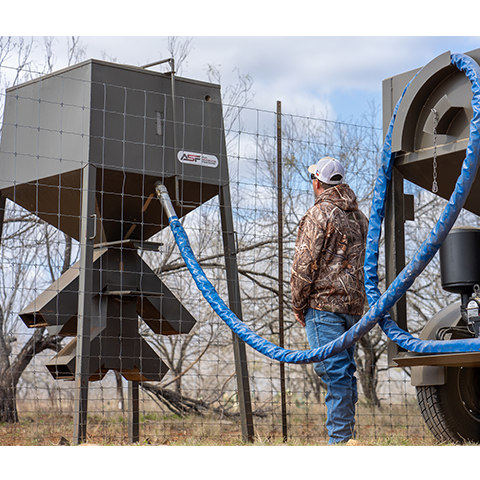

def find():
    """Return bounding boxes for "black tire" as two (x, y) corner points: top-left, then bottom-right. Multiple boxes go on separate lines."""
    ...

(417, 367), (480, 444)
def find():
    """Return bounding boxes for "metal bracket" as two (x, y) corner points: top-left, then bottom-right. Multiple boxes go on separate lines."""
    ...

(89, 213), (97, 240)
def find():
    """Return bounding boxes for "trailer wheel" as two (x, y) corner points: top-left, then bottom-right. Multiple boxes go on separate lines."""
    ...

(417, 366), (480, 443)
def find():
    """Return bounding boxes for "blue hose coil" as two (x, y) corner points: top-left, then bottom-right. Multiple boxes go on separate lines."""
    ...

(166, 52), (480, 363)
(365, 53), (480, 353)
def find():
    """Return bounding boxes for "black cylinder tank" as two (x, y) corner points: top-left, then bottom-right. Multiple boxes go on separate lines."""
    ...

(440, 226), (480, 294)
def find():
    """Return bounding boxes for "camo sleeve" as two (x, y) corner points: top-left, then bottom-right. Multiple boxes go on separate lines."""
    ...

(290, 208), (326, 314)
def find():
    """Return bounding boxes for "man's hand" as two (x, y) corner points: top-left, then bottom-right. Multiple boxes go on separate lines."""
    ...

(295, 311), (305, 327)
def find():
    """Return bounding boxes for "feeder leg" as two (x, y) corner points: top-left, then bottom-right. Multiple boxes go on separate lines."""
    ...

(219, 184), (255, 443)
(73, 164), (97, 445)
(128, 381), (140, 443)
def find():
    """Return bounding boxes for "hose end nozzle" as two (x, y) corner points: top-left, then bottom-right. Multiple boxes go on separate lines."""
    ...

(154, 182), (177, 220)
(154, 181), (167, 198)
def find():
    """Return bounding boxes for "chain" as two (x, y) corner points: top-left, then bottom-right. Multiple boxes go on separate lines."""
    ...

(432, 108), (439, 193)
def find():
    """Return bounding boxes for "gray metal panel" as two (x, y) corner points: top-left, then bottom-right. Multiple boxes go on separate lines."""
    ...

(411, 365), (445, 387)
(391, 51), (454, 153)
(88, 61), (229, 184)
(382, 67), (420, 137)
(19, 247), (107, 335)
(0, 62), (92, 190)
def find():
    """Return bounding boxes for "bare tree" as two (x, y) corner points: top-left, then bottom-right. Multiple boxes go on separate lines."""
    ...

(0, 204), (67, 422)
(166, 36), (193, 75)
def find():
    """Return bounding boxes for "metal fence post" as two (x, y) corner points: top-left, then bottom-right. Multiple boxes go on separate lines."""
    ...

(277, 100), (288, 442)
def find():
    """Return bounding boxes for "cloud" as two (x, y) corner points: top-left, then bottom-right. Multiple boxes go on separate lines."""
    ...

(8, 36), (480, 124)
(172, 36), (480, 119)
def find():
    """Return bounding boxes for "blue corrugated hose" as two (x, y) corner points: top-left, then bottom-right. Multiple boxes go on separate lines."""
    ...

(163, 52), (480, 363)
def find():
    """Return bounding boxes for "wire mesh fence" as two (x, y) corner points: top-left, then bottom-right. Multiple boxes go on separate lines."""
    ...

(0, 59), (435, 446)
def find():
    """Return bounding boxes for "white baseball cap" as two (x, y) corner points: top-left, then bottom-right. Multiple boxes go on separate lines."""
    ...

(308, 157), (345, 185)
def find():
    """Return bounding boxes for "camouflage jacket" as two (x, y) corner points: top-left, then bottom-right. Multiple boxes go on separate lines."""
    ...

(290, 184), (369, 316)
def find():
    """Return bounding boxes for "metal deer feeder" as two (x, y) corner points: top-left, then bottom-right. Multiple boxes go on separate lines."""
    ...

(382, 48), (480, 443)
(0, 59), (253, 442)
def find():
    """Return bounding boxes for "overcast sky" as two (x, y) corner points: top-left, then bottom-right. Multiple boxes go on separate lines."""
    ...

(12, 35), (478, 129)
(5, 0), (480, 127)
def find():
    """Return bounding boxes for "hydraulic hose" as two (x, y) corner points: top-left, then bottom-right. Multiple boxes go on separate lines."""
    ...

(157, 52), (480, 364)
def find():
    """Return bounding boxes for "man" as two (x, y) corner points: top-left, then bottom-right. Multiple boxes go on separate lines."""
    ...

(290, 156), (369, 445)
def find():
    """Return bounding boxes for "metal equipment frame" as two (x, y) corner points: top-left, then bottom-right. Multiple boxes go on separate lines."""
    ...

(382, 48), (480, 374)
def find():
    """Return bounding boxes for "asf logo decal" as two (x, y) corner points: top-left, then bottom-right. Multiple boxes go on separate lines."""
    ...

(177, 150), (219, 168)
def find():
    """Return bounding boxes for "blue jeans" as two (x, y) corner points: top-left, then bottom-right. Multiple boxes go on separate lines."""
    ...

(305, 308), (360, 445)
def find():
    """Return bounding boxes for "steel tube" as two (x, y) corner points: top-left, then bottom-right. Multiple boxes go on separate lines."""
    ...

(155, 182), (177, 219)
